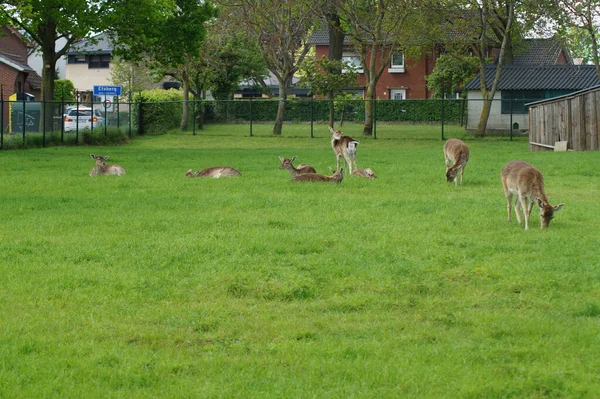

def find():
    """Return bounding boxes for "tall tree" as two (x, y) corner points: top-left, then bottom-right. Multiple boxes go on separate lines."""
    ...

(110, 57), (158, 99)
(0, 0), (107, 130)
(552, 0), (600, 77)
(234, 0), (314, 135)
(109, 0), (217, 130)
(338, 0), (425, 136)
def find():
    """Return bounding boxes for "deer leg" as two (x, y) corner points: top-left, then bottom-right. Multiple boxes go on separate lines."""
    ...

(343, 153), (353, 174)
(445, 156), (451, 173)
(519, 195), (530, 230)
(514, 196), (522, 224)
(336, 154), (341, 171)
(460, 166), (465, 185)
(506, 193), (513, 222)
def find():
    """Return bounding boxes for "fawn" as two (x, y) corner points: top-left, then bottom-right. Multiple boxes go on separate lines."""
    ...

(329, 126), (359, 175)
(278, 156), (316, 176)
(185, 167), (241, 178)
(292, 168), (344, 184)
(89, 154), (126, 176)
(351, 168), (377, 179)
(443, 139), (470, 185)
(501, 160), (564, 230)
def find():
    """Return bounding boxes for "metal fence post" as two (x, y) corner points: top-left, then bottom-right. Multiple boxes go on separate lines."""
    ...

(192, 99), (196, 136)
(249, 98), (253, 137)
(373, 98), (377, 139)
(310, 96), (314, 138)
(0, 90), (3, 150)
(128, 92), (132, 138)
(441, 97), (445, 140)
(510, 98), (513, 141)
(22, 95), (26, 147)
(42, 98), (46, 148)
(75, 93), (80, 144)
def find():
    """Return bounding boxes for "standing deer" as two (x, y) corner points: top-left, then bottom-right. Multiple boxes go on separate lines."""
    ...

(278, 156), (316, 176)
(329, 126), (359, 175)
(501, 160), (564, 230)
(292, 168), (344, 184)
(185, 166), (241, 178)
(351, 168), (377, 179)
(89, 154), (126, 176)
(443, 139), (469, 186)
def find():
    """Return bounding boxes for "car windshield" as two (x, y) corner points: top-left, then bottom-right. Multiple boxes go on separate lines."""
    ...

(68, 110), (92, 117)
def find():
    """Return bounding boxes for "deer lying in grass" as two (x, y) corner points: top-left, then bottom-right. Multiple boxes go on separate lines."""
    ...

(443, 139), (469, 185)
(501, 160), (564, 230)
(278, 156), (316, 176)
(185, 167), (241, 178)
(329, 126), (359, 175)
(89, 154), (126, 176)
(292, 168), (343, 184)
(351, 168), (377, 179)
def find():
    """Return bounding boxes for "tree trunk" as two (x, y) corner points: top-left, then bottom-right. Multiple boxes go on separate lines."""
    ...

(273, 77), (288, 135)
(477, 97), (492, 135)
(327, 14), (344, 61)
(40, 29), (57, 132)
(180, 69), (189, 130)
(363, 81), (375, 136)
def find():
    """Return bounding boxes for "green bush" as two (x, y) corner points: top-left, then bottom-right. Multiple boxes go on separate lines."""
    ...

(133, 89), (190, 134)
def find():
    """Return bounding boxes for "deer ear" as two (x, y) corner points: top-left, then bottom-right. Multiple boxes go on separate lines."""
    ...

(554, 203), (565, 212)
(291, 156), (296, 162)
(536, 198), (544, 208)
(90, 154), (95, 158)
(278, 156), (284, 162)
(104, 155), (109, 159)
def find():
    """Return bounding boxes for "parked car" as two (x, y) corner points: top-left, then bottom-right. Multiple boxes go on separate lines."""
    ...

(64, 107), (107, 132)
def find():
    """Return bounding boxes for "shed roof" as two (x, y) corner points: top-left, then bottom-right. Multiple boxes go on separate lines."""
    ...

(464, 65), (600, 91)
(67, 32), (113, 55)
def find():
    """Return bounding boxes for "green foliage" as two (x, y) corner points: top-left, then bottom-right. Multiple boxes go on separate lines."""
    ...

(133, 89), (189, 134)
(426, 55), (479, 98)
(53, 79), (76, 102)
(109, 57), (158, 98)
(298, 56), (359, 97)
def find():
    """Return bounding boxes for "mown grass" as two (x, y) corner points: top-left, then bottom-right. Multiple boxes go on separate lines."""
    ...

(1, 126), (599, 398)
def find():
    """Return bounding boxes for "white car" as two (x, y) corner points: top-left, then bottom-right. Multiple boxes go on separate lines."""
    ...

(64, 107), (107, 132)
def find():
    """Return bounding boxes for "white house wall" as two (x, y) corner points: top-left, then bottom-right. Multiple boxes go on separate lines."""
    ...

(66, 63), (112, 92)
(467, 91), (529, 132)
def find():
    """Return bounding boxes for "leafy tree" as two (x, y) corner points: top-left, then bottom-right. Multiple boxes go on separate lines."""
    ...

(110, 57), (158, 100)
(338, 0), (428, 136)
(234, 0), (314, 135)
(426, 55), (479, 98)
(109, 0), (217, 130)
(53, 79), (75, 103)
(552, 0), (600, 77)
(0, 0), (107, 129)
(298, 56), (358, 127)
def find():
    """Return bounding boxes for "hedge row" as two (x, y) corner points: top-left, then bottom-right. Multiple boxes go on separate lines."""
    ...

(133, 90), (467, 133)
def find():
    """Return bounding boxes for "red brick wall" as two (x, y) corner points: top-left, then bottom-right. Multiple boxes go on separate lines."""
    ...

(314, 45), (435, 99)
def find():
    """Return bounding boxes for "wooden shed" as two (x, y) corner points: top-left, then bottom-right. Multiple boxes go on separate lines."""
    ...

(528, 85), (600, 151)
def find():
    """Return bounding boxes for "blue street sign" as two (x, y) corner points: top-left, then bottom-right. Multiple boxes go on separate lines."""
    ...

(93, 85), (122, 96)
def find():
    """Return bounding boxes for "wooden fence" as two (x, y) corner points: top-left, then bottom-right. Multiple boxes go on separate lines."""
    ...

(528, 86), (600, 152)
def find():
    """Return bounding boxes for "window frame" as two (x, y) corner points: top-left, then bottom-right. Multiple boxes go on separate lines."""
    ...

(389, 51), (405, 73)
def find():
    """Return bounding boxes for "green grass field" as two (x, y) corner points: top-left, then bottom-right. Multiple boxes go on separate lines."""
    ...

(1, 125), (599, 398)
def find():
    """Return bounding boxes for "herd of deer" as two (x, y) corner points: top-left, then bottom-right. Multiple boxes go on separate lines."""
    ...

(89, 127), (564, 230)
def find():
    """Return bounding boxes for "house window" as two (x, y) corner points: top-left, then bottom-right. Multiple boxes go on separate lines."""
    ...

(88, 54), (111, 69)
(342, 53), (363, 73)
(68, 54), (87, 64)
(389, 51), (405, 73)
(390, 89), (406, 100)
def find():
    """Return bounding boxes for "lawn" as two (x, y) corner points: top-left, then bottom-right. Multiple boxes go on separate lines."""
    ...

(1, 127), (599, 398)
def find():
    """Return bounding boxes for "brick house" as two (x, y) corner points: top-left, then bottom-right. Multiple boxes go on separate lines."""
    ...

(0, 26), (42, 131)
(309, 28), (437, 100)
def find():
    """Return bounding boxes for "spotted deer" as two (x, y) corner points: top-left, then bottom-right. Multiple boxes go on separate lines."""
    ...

(185, 166), (241, 178)
(278, 156), (316, 176)
(501, 160), (564, 230)
(329, 126), (359, 175)
(443, 139), (470, 185)
(292, 168), (344, 184)
(351, 168), (377, 179)
(89, 154), (126, 176)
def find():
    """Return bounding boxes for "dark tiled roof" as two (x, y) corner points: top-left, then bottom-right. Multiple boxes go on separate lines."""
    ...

(0, 50), (33, 72)
(512, 38), (572, 65)
(68, 32), (113, 55)
(309, 26), (354, 46)
(464, 65), (600, 91)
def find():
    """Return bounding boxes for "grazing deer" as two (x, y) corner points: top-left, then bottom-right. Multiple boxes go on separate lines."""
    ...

(443, 139), (469, 186)
(278, 156), (316, 176)
(292, 168), (344, 184)
(329, 126), (359, 175)
(185, 166), (241, 178)
(351, 168), (377, 179)
(501, 160), (564, 230)
(89, 154), (126, 176)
